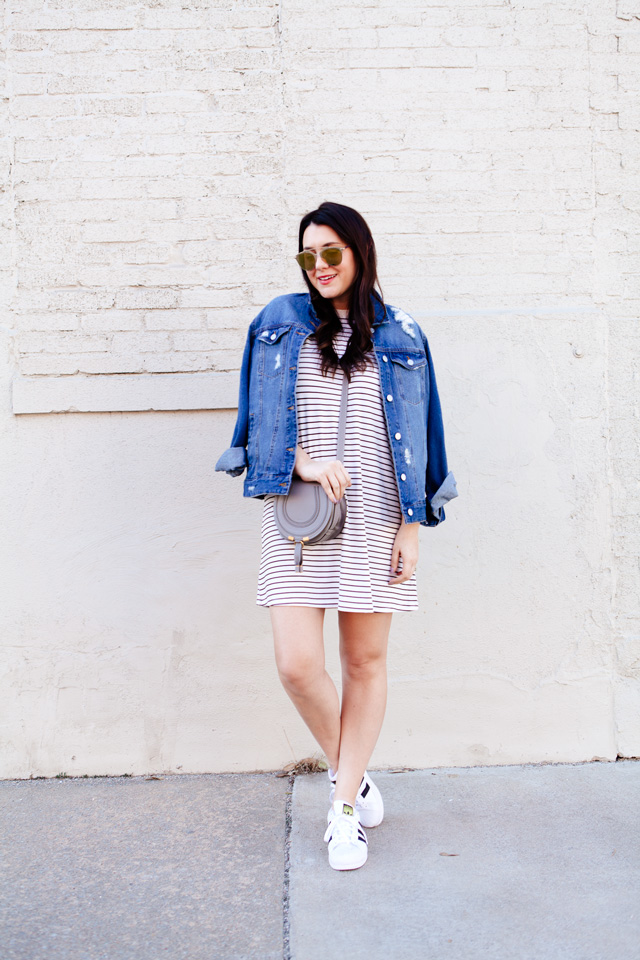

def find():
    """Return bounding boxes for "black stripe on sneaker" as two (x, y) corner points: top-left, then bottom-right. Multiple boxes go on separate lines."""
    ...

(360, 781), (370, 799)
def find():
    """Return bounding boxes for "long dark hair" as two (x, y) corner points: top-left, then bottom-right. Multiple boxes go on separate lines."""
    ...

(297, 201), (384, 379)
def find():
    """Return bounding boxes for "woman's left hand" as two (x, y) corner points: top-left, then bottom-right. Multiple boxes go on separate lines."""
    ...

(389, 519), (419, 585)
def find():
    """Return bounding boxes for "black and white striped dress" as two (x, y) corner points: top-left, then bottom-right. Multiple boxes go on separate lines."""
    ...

(256, 311), (418, 612)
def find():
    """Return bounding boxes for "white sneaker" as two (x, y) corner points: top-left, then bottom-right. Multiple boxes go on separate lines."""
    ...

(328, 770), (384, 828)
(323, 802), (368, 871)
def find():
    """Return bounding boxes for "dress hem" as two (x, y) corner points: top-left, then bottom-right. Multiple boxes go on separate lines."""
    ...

(256, 599), (419, 613)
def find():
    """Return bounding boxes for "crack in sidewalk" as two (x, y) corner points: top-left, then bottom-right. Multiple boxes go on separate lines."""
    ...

(282, 772), (295, 960)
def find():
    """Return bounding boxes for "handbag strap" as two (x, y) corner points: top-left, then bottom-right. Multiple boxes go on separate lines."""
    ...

(335, 371), (349, 462)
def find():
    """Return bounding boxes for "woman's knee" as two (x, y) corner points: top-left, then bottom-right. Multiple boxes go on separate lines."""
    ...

(342, 647), (387, 682)
(338, 612), (391, 682)
(271, 606), (325, 693)
(275, 647), (323, 693)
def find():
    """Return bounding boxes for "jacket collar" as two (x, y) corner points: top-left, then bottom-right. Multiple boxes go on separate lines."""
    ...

(304, 292), (389, 328)
(371, 293), (389, 326)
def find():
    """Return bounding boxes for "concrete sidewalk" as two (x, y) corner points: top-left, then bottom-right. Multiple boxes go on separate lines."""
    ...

(1, 773), (287, 960)
(290, 762), (640, 959)
(1, 761), (639, 960)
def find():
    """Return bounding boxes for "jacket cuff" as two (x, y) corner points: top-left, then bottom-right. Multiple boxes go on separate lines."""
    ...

(426, 470), (458, 524)
(215, 446), (248, 477)
(431, 470), (458, 512)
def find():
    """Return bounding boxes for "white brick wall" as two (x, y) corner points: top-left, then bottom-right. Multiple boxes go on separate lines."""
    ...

(7, 0), (636, 381)
(2, 1), (639, 774)
(586, 4), (640, 755)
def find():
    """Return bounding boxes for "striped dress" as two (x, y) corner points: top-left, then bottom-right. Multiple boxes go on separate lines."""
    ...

(256, 311), (419, 612)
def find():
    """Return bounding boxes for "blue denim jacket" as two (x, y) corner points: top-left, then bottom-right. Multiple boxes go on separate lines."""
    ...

(215, 292), (458, 526)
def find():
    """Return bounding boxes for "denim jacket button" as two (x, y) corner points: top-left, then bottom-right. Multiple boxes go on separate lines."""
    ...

(386, 394), (393, 402)
(270, 332), (277, 340)
(382, 355), (388, 362)
(395, 432), (401, 440)
(407, 508), (413, 516)
(401, 473), (407, 481)
(407, 358), (414, 366)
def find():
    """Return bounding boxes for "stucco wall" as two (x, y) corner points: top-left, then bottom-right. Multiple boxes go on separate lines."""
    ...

(1, 1), (638, 777)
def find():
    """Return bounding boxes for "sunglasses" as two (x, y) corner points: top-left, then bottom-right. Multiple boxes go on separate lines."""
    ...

(295, 245), (349, 271)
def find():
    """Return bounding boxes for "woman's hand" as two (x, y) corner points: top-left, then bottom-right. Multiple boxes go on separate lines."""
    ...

(294, 445), (351, 503)
(389, 518), (419, 585)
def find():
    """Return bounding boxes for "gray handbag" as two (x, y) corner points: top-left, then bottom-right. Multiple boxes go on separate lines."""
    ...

(273, 374), (348, 572)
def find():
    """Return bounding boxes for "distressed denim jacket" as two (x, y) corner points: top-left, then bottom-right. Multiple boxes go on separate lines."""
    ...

(215, 292), (458, 527)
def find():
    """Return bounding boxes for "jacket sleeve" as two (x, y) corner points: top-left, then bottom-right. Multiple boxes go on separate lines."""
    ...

(214, 322), (254, 477)
(423, 332), (458, 526)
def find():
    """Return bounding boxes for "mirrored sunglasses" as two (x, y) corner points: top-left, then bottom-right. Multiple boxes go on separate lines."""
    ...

(295, 245), (348, 271)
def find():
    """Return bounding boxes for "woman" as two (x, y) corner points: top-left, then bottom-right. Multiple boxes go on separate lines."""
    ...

(216, 202), (457, 871)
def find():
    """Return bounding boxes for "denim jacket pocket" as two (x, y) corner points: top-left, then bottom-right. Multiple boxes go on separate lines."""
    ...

(389, 352), (427, 406)
(256, 324), (292, 379)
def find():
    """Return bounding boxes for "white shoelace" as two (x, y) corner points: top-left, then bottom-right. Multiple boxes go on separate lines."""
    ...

(324, 813), (362, 845)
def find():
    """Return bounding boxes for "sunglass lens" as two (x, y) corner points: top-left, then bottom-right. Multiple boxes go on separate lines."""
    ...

(322, 247), (343, 266)
(296, 251), (316, 270)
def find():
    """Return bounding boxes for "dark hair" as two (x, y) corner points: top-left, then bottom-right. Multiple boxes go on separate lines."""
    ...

(297, 201), (384, 379)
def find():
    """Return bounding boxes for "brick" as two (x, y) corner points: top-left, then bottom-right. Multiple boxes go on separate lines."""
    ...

(82, 311), (145, 333)
(171, 332), (215, 352)
(111, 332), (172, 354)
(141, 10), (215, 30)
(16, 332), (111, 354)
(80, 97), (142, 116)
(63, 199), (179, 221)
(9, 11), (77, 30)
(12, 74), (46, 94)
(46, 34), (107, 55)
(9, 32), (46, 53)
(142, 353), (215, 373)
(74, 11), (138, 30)
(206, 49), (277, 70)
(182, 155), (243, 176)
(11, 95), (76, 118)
(153, 223), (211, 244)
(179, 288), (245, 309)
(145, 310), (205, 331)
(204, 309), (247, 330)
(77, 354), (145, 375)
(13, 289), (115, 312)
(115, 289), (180, 310)
(16, 266), (89, 288)
(82, 223), (146, 243)
(16, 354), (71, 376)
(207, 329), (247, 351)
(12, 312), (81, 332)
(77, 266), (203, 287)
(145, 93), (209, 114)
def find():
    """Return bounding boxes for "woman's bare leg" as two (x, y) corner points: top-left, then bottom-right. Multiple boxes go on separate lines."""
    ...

(270, 605), (341, 770)
(333, 611), (392, 807)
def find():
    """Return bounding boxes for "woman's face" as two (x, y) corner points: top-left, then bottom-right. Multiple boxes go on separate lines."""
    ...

(300, 223), (358, 310)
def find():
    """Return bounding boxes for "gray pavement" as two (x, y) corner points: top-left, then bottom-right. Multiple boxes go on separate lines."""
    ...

(1, 761), (639, 960)
(1, 774), (288, 960)
(290, 762), (640, 960)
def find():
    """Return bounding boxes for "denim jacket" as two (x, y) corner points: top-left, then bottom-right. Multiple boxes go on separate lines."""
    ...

(215, 292), (458, 527)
